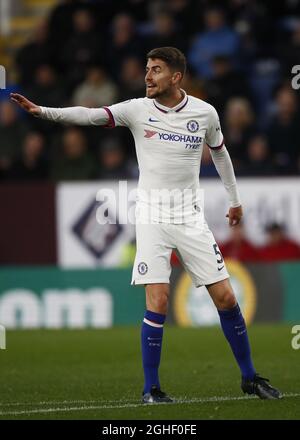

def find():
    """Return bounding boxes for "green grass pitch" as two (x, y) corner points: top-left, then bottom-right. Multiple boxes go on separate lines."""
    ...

(0, 324), (299, 420)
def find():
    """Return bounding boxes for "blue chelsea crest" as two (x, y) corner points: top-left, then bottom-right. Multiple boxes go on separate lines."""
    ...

(138, 262), (148, 275)
(187, 120), (199, 133)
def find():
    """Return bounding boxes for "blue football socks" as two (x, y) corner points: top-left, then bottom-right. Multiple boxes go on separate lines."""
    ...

(141, 310), (166, 394)
(218, 304), (256, 380)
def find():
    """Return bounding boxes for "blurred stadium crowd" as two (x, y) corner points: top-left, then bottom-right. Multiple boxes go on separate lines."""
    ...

(1, 0), (300, 182)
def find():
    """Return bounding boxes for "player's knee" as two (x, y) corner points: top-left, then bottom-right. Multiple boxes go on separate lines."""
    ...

(146, 285), (169, 314)
(217, 289), (237, 310)
(151, 291), (169, 313)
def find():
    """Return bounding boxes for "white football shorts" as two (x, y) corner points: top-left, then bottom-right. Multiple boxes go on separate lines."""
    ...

(131, 221), (229, 287)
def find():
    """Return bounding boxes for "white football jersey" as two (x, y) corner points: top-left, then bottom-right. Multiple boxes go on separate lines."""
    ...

(105, 90), (223, 224)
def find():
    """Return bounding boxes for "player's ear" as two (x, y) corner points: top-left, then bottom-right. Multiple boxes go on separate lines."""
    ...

(172, 71), (182, 84)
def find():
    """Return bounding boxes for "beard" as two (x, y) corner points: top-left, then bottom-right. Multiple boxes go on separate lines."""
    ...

(146, 82), (172, 99)
(146, 86), (159, 98)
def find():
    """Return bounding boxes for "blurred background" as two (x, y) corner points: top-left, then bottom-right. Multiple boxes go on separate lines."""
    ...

(0, 0), (300, 329)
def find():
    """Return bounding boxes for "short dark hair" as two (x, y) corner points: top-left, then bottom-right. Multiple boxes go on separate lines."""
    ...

(146, 47), (186, 77)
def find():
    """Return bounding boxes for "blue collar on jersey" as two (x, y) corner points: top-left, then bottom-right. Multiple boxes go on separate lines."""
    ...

(153, 89), (188, 113)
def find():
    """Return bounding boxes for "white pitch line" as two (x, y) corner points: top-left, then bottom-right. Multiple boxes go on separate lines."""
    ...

(0, 398), (135, 407)
(0, 393), (299, 417)
(0, 395), (254, 409)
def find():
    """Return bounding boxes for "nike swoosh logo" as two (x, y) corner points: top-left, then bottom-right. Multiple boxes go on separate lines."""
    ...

(149, 117), (160, 122)
(218, 265), (224, 271)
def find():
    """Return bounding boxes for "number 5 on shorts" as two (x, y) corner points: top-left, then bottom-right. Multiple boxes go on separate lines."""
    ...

(213, 243), (224, 264)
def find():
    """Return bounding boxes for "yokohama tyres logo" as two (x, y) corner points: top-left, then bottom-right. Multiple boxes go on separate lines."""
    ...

(144, 130), (157, 138)
(144, 129), (201, 144)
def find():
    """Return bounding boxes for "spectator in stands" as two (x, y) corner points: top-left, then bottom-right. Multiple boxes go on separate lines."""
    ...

(106, 13), (143, 79)
(0, 101), (27, 178)
(259, 222), (300, 262)
(118, 57), (145, 101)
(277, 23), (300, 75)
(15, 18), (56, 86)
(144, 11), (186, 54)
(23, 64), (66, 136)
(3, 0), (300, 185)
(51, 127), (97, 181)
(72, 66), (118, 107)
(181, 70), (206, 100)
(6, 132), (48, 181)
(267, 87), (300, 174)
(223, 97), (256, 172)
(240, 134), (275, 176)
(220, 222), (260, 262)
(115, 0), (149, 23)
(48, 0), (94, 46)
(188, 7), (240, 78)
(166, 0), (199, 39)
(205, 55), (251, 118)
(25, 65), (66, 108)
(60, 8), (102, 91)
(97, 137), (132, 180)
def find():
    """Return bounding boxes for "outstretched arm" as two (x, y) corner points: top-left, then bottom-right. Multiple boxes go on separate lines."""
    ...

(10, 93), (41, 116)
(209, 145), (243, 226)
(10, 93), (109, 126)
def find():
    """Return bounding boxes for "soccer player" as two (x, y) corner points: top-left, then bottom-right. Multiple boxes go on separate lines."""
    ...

(11, 47), (282, 402)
